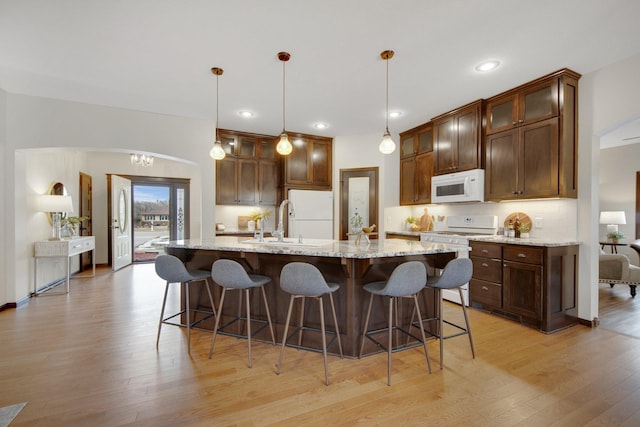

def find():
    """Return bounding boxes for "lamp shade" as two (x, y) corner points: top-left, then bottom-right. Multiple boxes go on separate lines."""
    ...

(39, 195), (73, 213)
(599, 211), (626, 225)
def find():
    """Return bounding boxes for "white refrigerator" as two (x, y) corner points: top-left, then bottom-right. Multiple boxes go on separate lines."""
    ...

(287, 189), (334, 239)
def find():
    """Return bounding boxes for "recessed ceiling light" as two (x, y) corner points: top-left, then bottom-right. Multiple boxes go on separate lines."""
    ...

(313, 122), (328, 129)
(239, 111), (254, 118)
(388, 111), (402, 118)
(475, 60), (500, 72)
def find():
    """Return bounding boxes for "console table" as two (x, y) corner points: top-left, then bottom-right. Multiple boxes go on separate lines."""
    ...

(600, 241), (628, 254)
(34, 236), (96, 295)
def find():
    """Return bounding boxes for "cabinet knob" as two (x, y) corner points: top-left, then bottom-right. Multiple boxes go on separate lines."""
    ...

(481, 249), (488, 254)
(482, 263), (489, 267)
(517, 253), (527, 258)
(482, 286), (489, 291)
(518, 119), (523, 123)
(512, 121), (517, 125)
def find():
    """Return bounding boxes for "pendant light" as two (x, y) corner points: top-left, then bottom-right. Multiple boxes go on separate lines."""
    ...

(276, 51), (293, 156)
(209, 67), (226, 160)
(379, 50), (396, 155)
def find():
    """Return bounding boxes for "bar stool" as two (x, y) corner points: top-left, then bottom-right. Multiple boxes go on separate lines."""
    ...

(209, 259), (275, 367)
(359, 261), (431, 386)
(276, 262), (343, 386)
(154, 254), (216, 354)
(422, 257), (475, 369)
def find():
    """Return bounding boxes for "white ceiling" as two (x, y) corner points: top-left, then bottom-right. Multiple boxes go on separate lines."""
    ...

(2, 0), (640, 146)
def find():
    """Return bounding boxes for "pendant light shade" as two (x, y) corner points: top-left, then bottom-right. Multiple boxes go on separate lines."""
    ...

(276, 51), (293, 156)
(210, 67), (226, 160)
(379, 50), (396, 155)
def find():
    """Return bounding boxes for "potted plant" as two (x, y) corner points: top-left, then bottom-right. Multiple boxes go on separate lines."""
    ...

(518, 223), (531, 238)
(607, 230), (624, 244)
(249, 208), (272, 230)
(61, 215), (89, 237)
(406, 216), (417, 231)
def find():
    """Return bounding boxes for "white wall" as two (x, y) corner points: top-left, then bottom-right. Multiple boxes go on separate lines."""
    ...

(4, 93), (216, 302)
(0, 88), (6, 306)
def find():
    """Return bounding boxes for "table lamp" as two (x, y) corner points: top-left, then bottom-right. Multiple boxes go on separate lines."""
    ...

(39, 195), (73, 240)
(599, 211), (626, 234)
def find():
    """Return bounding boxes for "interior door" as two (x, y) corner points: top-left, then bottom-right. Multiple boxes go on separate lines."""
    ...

(111, 175), (132, 271)
(79, 172), (93, 271)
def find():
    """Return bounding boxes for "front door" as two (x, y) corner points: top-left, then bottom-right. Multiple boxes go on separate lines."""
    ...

(110, 175), (132, 271)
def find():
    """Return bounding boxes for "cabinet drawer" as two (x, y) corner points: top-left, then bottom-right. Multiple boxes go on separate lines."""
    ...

(470, 241), (502, 258)
(503, 246), (543, 265)
(470, 256), (502, 283)
(470, 279), (502, 307)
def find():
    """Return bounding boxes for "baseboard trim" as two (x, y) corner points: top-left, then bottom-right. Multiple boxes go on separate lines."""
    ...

(578, 317), (599, 328)
(0, 302), (17, 312)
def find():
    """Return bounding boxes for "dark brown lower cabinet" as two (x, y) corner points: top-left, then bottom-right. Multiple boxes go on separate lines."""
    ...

(470, 240), (578, 333)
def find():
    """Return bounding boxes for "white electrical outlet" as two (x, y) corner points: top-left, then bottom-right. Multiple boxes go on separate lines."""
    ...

(534, 217), (544, 228)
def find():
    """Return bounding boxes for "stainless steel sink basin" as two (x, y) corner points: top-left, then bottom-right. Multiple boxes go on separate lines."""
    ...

(240, 237), (335, 247)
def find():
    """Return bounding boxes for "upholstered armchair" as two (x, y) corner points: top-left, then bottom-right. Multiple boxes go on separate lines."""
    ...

(599, 252), (640, 298)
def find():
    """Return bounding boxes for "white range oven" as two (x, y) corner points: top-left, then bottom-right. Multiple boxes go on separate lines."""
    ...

(420, 215), (498, 305)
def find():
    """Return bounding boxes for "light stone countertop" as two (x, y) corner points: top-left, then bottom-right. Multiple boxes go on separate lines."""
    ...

(470, 235), (582, 247)
(166, 236), (466, 259)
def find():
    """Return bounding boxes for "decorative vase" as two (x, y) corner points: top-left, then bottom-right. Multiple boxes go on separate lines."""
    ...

(612, 237), (619, 244)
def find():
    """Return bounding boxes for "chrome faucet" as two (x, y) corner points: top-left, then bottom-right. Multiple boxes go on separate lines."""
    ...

(273, 199), (293, 242)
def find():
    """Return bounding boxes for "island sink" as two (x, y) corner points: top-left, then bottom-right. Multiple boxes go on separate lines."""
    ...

(240, 237), (335, 247)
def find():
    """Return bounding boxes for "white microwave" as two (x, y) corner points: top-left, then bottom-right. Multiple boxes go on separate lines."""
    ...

(431, 169), (485, 203)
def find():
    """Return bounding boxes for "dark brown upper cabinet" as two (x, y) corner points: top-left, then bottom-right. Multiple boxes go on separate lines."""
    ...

(215, 129), (281, 206)
(432, 100), (484, 175)
(399, 122), (434, 205)
(484, 69), (580, 201)
(283, 133), (333, 190)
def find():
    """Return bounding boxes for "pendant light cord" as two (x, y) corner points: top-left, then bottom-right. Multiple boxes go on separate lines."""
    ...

(282, 59), (286, 132)
(385, 55), (389, 132)
(215, 73), (219, 141)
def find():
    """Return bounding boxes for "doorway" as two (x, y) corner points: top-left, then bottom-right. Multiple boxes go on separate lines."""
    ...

(130, 177), (190, 263)
(339, 167), (379, 240)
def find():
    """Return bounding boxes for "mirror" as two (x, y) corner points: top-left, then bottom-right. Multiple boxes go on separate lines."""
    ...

(46, 181), (68, 224)
(340, 167), (378, 240)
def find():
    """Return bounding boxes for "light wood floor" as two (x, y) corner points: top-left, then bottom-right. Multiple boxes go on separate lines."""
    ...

(2, 264), (640, 426)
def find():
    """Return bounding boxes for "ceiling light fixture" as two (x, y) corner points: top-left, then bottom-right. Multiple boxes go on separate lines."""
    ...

(239, 111), (254, 118)
(130, 153), (154, 167)
(314, 122), (328, 129)
(475, 60), (500, 72)
(379, 50), (396, 155)
(389, 111), (402, 118)
(209, 67), (226, 160)
(276, 51), (293, 156)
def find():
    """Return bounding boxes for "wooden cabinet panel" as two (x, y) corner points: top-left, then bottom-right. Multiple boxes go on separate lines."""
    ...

(283, 134), (332, 189)
(399, 122), (433, 205)
(503, 261), (542, 320)
(484, 69), (579, 201)
(433, 100), (482, 175)
(216, 158), (238, 205)
(258, 161), (278, 206)
(470, 279), (502, 307)
(471, 256), (502, 283)
(503, 245), (543, 265)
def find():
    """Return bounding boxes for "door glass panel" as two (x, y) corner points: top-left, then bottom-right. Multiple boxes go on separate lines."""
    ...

(524, 86), (554, 121)
(238, 137), (256, 157)
(417, 129), (433, 152)
(490, 100), (514, 129)
(400, 136), (414, 157)
(348, 177), (369, 235)
(176, 188), (185, 240)
(260, 140), (275, 159)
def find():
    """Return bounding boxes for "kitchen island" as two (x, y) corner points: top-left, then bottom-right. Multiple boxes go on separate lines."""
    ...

(166, 236), (464, 357)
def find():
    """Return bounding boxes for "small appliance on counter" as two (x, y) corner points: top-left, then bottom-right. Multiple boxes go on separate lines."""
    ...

(420, 215), (498, 305)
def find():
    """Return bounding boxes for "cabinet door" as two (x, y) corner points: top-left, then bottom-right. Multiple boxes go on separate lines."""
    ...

(503, 261), (542, 320)
(485, 129), (519, 201)
(486, 94), (518, 135)
(417, 126), (433, 153)
(519, 79), (558, 125)
(216, 158), (238, 204)
(434, 116), (455, 174)
(285, 139), (310, 185)
(259, 139), (276, 160)
(258, 161), (278, 206)
(310, 140), (331, 187)
(400, 156), (416, 205)
(415, 152), (434, 204)
(237, 159), (258, 205)
(455, 106), (480, 171)
(400, 133), (416, 158)
(520, 118), (559, 198)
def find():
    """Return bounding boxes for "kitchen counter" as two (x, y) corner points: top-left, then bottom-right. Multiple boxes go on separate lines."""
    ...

(470, 236), (582, 247)
(166, 236), (462, 357)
